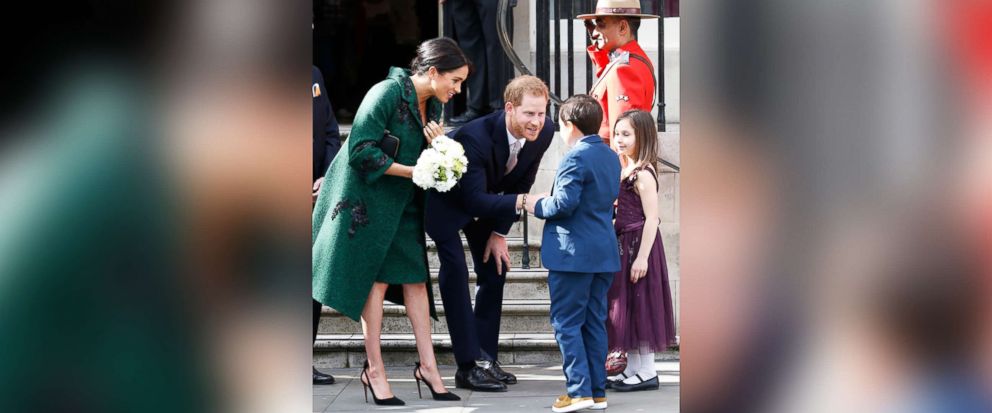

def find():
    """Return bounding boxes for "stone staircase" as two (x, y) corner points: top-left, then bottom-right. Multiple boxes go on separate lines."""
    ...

(314, 232), (562, 368)
(314, 127), (680, 368)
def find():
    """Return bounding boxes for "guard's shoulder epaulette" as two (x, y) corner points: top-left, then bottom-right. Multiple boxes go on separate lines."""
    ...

(614, 50), (631, 65)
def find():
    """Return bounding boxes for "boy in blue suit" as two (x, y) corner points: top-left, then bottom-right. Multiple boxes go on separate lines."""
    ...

(524, 95), (622, 412)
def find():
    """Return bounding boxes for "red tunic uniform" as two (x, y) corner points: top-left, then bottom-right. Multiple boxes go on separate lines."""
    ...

(587, 40), (656, 148)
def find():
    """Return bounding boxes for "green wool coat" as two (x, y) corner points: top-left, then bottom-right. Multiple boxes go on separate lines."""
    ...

(313, 67), (441, 322)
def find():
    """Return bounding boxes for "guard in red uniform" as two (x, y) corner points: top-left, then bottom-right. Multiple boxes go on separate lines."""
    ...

(578, 0), (659, 150)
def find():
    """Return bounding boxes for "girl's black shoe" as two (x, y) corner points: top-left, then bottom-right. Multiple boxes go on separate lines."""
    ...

(611, 374), (660, 392)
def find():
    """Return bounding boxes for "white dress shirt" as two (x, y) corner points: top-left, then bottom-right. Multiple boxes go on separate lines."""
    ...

(495, 128), (527, 237)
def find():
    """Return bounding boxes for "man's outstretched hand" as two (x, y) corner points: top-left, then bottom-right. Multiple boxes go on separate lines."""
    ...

(483, 232), (511, 275)
(525, 193), (548, 214)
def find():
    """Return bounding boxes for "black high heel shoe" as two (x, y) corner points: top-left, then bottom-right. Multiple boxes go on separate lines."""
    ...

(360, 360), (405, 406)
(414, 362), (461, 401)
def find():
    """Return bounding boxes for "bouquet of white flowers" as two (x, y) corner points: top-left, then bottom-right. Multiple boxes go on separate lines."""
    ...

(412, 135), (469, 192)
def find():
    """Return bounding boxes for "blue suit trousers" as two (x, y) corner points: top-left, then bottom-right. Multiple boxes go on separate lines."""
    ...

(547, 270), (613, 398)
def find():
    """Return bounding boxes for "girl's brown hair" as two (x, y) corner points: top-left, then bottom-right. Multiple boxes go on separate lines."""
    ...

(614, 110), (658, 173)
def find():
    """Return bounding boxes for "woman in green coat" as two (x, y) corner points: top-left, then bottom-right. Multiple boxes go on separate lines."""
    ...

(312, 38), (470, 405)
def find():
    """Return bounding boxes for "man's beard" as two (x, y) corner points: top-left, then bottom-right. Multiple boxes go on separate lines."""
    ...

(509, 117), (528, 139)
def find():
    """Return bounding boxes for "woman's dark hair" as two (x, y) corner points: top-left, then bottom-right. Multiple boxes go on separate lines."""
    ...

(410, 37), (473, 76)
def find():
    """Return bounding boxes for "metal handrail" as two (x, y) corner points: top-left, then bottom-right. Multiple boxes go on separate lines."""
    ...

(521, 210), (530, 269)
(658, 158), (680, 172)
(496, 0), (564, 105)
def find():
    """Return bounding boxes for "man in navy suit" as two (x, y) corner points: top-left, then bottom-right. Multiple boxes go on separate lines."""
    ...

(312, 66), (341, 385)
(524, 95), (621, 412)
(425, 75), (554, 392)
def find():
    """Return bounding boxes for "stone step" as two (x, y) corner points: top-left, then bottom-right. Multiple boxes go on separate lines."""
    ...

(320, 298), (553, 335)
(426, 236), (542, 269)
(426, 268), (550, 301)
(313, 333), (680, 368)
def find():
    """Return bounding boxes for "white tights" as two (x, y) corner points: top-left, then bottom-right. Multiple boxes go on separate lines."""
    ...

(621, 346), (657, 384)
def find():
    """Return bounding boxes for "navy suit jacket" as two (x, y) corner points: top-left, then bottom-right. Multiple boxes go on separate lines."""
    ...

(425, 110), (554, 241)
(313, 66), (341, 181)
(535, 135), (622, 273)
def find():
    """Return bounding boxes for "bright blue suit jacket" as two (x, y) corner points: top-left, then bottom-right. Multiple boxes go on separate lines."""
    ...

(535, 135), (622, 274)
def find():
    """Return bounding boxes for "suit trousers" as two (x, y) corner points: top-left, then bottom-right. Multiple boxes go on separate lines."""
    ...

(313, 299), (322, 344)
(436, 220), (508, 368)
(447, 0), (510, 112)
(548, 270), (613, 398)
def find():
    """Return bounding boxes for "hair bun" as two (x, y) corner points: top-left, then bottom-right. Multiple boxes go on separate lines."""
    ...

(409, 37), (473, 76)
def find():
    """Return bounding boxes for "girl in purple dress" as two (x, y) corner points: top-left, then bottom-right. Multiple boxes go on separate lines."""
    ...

(606, 110), (677, 392)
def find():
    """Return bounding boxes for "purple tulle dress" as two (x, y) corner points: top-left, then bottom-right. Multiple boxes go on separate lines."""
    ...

(607, 164), (677, 353)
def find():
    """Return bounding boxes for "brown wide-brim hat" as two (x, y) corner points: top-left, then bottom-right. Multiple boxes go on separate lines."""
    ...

(577, 0), (660, 20)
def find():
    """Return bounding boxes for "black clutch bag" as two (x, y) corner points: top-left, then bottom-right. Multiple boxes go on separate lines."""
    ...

(379, 129), (400, 158)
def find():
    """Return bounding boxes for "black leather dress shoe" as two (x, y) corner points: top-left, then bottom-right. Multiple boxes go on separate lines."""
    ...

(484, 360), (517, 384)
(313, 367), (335, 385)
(454, 366), (507, 392)
(448, 109), (487, 126)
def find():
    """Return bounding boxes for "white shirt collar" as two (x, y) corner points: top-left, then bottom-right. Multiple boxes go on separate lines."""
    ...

(506, 128), (526, 149)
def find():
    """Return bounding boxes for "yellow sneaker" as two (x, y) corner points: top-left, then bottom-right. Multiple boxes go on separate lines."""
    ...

(590, 397), (608, 410)
(552, 395), (594, 412)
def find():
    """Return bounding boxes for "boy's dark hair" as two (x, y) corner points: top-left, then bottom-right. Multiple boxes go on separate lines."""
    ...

(559, 95), (603, 136)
